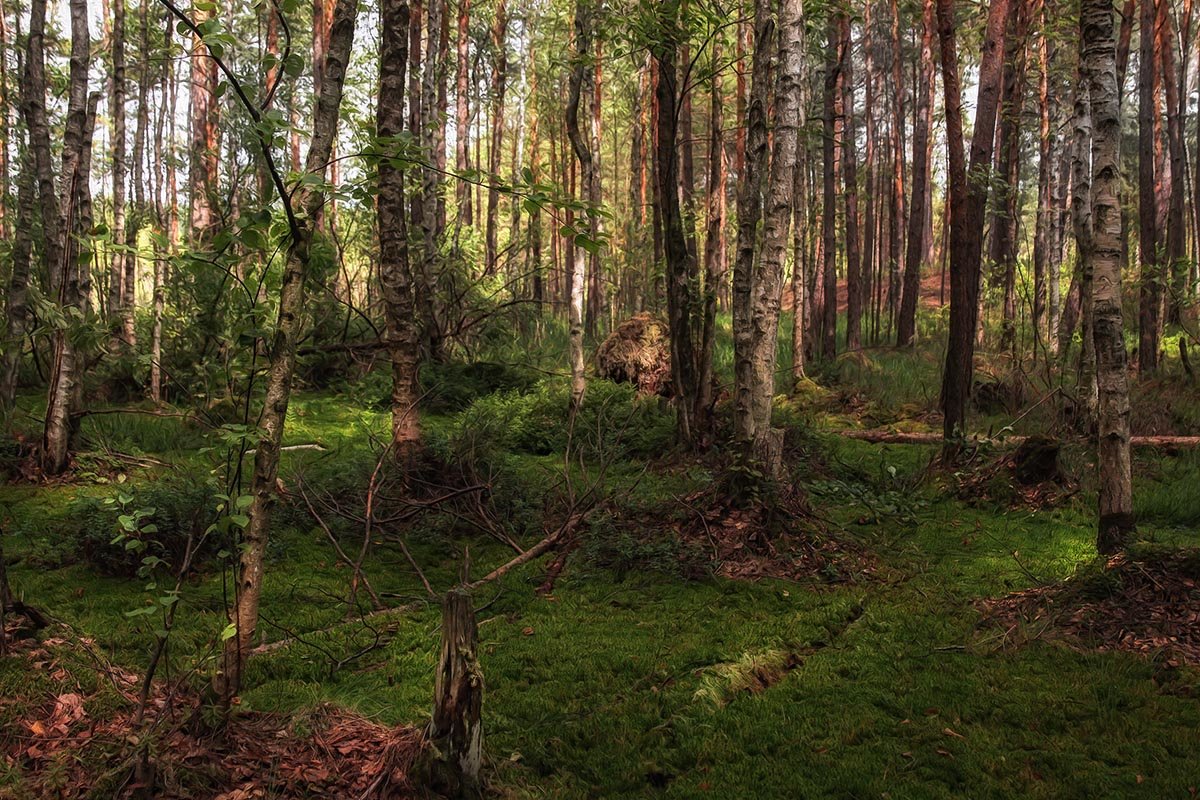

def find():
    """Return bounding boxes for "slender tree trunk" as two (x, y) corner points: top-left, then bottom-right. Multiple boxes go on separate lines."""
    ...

(1033, 1), (1052, 355)
(1136, 0), (1161, 374)
(991, 0), (1030, 353)
(109, 0), (129, 345)
(379, 0), (420, 451)
(699, 43), (726, 416)
(937, 0), (1012, 445)
(189, 2), (219, 241)
(733, 0), (773, 445)
(1157, 0), (1185, 323)
(655, 8), (702, 444)
(821, 12), (842, 361)
(484, 0), (508, 274)
(887, 0), (906, 338)
(39, 0), (94, 477)
(152, 22), (178, 404)
(420, 0), (445, 358)
(455, 0), (471, 224)
(898, 0), (934, 346)
(565, 0), (594, 412)
(1072, 29), (1099, 431)
(1081, 0), (1134, 554)
(1, 152), (33, 412)
(213, 0), (358, 704)
(842, 11), (863, 351)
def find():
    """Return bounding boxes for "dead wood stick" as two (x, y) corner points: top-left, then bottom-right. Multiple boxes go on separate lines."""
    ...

(466, 513), (585, 591)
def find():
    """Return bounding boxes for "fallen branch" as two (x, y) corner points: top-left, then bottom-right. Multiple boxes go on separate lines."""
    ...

(466, 513), (586, 591)
(837, 430), (1200, 448)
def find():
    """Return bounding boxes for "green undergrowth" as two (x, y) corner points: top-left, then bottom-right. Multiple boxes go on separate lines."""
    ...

(3, 369), (1200, 798)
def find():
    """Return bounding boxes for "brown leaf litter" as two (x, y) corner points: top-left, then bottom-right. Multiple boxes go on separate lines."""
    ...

(979, 550), (1200, 668)
(1, 634), (425, 799)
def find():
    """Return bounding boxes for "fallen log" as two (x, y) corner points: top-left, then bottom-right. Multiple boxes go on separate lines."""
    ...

(837, 430), (1200, 448)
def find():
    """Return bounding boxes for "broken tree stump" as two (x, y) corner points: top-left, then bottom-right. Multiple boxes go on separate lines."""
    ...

(424, 587), (484, 798)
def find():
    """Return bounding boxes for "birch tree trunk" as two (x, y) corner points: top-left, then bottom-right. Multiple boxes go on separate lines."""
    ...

(735, 0), (804, 468)
(40, 0), (94, 477)
(1080, 0), (1134, 554)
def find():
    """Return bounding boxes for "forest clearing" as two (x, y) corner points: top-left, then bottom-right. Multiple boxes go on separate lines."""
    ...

(1, 0), (1200, 796)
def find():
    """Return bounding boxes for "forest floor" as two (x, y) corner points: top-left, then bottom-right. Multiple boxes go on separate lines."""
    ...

(2, 341), (1200, 798)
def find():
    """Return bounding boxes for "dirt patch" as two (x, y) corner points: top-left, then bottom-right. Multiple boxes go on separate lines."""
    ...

(1, 635), (424, 799)
(979, 550), (1200, 668)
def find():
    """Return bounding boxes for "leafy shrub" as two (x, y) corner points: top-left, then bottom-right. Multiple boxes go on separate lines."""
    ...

(421, 361), (541, 412)
(448, 378), (675, 461)
(65, 477), (223, 577)
(577, 513), (688, 580)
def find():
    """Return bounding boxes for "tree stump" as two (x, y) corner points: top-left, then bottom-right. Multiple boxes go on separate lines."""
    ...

(425, 587), (484, 798)
(1013, 435), (1062, 485)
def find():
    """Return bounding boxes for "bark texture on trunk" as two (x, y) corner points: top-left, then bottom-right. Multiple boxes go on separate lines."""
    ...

(734, 0), (804, 462)
(937, 0), (1012, 445)
(897, 0), (935, 347)
(820, 12), (842, 361)
(40, 0), (95, 476)
(1081, 0), (1134, 554)
(565, 0), (594, 413)
(379, 0), (421, 451)
(656, 30), (701, 443)
(1136, 0), (1160, 374)
(732, 0), (774, 445)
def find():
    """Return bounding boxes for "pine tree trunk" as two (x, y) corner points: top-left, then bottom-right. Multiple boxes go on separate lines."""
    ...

(897, 0), (935, 347)
(699, 43), (726, 416)
(1136, 0), (1160, 374)
(1156, 0), (1185, 324)
(655, 19), (701, 444)
(484, 0), (508, 275)
(887, 0), (906, 339)
(456, 0), (471, 225)
(820, 12), (842, 361)
(937, 0), (1012, 446)
(991, 0), (1030, 354)
(841, 12), (863, 351)
(1, 152), (33, 412)
(1033, 3), (1052, 355)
